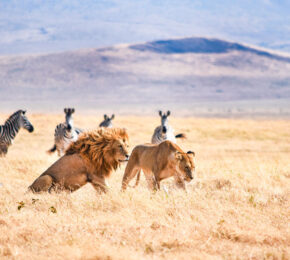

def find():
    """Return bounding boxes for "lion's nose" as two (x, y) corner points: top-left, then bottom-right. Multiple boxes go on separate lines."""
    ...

(125, 154), (129, 160)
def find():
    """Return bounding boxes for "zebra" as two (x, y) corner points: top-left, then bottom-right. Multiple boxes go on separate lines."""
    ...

(0, 110), (34, 156)
(133, 110), (186, 187)
(48, 108), (83, 156)
(151, 110), (186, 144)
(99, 114), (115, 128)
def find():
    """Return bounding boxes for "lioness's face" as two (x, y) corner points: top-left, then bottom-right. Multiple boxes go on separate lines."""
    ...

(175, 151), (195, 182)
(113, 139), (130, 162)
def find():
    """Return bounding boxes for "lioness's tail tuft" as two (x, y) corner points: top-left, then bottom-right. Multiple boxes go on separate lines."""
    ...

(47, 144), (57, 154)
(175, 133), (187, 139)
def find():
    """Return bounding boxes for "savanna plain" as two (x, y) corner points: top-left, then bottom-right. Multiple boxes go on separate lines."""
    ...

(0, 114), (289, 260)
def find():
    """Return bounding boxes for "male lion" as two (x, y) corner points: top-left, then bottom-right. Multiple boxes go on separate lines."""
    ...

(29, 128), (129, 193)
(121, 140), (195, 191)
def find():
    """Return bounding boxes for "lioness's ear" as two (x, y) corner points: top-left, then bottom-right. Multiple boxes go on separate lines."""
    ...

(167, 110), (171, 116)
(187, 151), (195, 157)
(175, 151), (183, 160)
(159, 110), (162, 117)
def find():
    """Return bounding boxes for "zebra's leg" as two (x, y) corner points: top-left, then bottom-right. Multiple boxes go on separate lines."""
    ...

(0, 144), (8, 156)
(29, 175), (54, 193)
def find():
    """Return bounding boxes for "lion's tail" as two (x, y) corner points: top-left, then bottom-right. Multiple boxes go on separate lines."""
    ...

(175, 133), (186, 139)
(47, 144), (57, 154)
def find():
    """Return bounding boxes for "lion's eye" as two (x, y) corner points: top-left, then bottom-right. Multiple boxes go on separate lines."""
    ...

(119, 145), (123, 150)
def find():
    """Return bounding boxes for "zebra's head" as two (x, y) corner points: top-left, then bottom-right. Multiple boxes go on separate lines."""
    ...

(99, 114), (114, 128)
(18, 110), (34, 132)
(159, 110), (170, 133)
(64, 108), (75, 130)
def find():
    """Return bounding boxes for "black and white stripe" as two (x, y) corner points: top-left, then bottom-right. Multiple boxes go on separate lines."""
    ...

(0, 110), (34, 156)
(48, 108), (83, 156)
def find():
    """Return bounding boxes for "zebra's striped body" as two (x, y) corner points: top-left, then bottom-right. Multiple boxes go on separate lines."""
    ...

(48, 108), (83, 157)
(0, 110), (34, 156)
(99, 114), (115, 128)
(151, 124), (176, 144)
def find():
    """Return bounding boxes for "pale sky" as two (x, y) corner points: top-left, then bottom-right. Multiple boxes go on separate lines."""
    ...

(0, 0), (289, 55)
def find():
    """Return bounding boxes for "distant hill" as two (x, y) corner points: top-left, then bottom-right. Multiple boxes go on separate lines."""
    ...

(0, 37), (289, 116)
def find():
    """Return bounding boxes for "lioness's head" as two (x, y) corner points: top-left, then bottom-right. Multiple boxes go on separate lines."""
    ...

(175, 151), (195, 182)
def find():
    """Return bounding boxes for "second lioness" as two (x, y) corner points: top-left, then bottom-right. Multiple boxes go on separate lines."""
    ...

(122, 140), (195, 191)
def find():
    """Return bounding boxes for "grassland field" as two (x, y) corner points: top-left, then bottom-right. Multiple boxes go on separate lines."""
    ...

(0, 114), (289, 259)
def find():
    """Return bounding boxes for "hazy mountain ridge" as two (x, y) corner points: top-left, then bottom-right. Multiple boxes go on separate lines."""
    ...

(0, 37), (289, 115)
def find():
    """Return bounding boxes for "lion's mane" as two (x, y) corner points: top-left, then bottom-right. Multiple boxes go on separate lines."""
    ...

(66, 128), (129, 177)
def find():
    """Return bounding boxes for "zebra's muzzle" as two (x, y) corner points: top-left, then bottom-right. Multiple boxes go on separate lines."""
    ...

(28, 126), (34, 132)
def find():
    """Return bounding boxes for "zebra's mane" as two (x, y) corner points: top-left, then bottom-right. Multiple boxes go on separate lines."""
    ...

(4, 110), (23, 124)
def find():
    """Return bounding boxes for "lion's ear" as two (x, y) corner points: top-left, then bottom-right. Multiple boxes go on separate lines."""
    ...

(175, 151), (183, 160)
(187, 151), (195, 158)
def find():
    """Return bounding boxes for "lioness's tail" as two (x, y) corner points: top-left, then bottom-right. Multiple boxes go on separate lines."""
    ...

(47, 144), (56, 154)
(175, 133), (186, 139)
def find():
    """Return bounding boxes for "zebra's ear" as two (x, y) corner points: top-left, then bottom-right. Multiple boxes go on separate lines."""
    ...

(104, 114), (108, 120)
(64, 108), (68, 113)
(159, 110), (162, 117)
(111, 114), (115, 120)
(22, 110), (26, 115)
(72, 108), (75, 113)
(167, 110), (171, 116)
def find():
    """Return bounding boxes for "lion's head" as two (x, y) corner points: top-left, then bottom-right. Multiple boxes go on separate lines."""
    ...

(66, 128), (129, 177)
(175, 151), (195, 182)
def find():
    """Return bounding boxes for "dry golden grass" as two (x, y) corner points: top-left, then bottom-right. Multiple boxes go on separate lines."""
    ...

(0, 114), (289, 259)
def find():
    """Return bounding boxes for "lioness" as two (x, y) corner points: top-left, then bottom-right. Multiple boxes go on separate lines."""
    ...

(29, 128), (129, 193)
(121, 140), (195, 191)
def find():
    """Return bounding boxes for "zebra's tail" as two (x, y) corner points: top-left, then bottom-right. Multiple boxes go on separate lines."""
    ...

(175, 133), (187, 139)
(47, 144), (57, 154)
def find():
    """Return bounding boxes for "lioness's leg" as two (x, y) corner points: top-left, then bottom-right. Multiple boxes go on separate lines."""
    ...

(144, 171), (158, 191)
(29, 175), (53, 193)
(133, 170), (141, 187)
(174, 175), (186, 190)
(122, 163), (140, 191)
